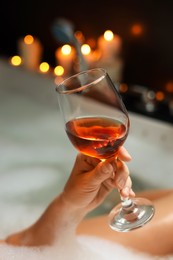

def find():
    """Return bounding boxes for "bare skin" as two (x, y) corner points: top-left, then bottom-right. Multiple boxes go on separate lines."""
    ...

(5, 147), (133, 247)
(77, 189), (173, 256)
(2, 147), (173, 256)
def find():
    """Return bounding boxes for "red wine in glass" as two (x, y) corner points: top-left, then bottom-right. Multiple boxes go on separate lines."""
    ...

(66, 116), (128, 160)
(56, 68), (155, 232)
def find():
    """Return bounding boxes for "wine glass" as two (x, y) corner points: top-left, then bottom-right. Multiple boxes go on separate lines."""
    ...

(55, 68), (155, 232)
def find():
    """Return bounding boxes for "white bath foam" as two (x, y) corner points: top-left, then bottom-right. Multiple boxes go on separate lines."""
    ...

(0, 166), (65, 238)
(0, 238), (102, 260)
(78, 235), (173, 260)
(0, 235), (172, 260)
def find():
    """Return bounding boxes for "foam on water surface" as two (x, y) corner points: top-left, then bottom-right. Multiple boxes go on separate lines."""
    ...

(0, 235), (172, 260)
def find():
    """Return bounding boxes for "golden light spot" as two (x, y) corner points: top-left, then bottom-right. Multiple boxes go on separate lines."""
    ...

(24, 35), (34, 44)
(131, 24), (143, 36)
(39, 62), (49, 73)
(61, 44), (72, 55)
(104, 30), (114, 41)
(10, 56), (22, 66)
(155, 91), (165, 101)
(54, 65), (64, 76)
(81, 44), (91, 55)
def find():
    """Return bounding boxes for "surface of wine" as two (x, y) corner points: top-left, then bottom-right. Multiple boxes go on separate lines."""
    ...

(66, 117), (128, 159)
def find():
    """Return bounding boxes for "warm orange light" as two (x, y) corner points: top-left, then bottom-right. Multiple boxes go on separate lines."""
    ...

(104, 30), (114, 41)
(119, 83), (128, 93)
(131, 24), (143, 36)
(54, 65), (64, 76)
(155, 91), (165, 101)
(61, 44), (72, 55)
(24, 35), (34, 44)
(92, 49), (102, 61)
(10, 55), (22, 66)
(39, 62), (49, 73)
(165, 81), (173, 93)
(81, 44), (91, 55)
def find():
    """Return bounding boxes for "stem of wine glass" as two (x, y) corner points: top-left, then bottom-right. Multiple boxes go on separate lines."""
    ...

(120, 196), (133, 207)
(102, 157), (133, 208)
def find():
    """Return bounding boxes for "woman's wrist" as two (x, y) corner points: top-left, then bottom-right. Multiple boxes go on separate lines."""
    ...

(56, 193), (86, 227)
(4, 193), (84, 247)
(39, 192), (86, 236)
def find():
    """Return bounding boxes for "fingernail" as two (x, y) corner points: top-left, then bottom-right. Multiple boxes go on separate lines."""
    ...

(123, 148), (132, 159)
(122, 187), (130, 196)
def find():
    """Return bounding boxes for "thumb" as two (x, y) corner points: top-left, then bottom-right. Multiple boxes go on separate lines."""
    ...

(89, 161), (114, 185)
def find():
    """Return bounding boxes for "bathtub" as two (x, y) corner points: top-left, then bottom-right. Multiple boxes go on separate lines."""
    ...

(0, 59), (173, 237)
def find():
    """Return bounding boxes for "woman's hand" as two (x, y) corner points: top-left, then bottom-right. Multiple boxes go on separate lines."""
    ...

(62, 146), (135, 213)
(5, 147), (134, 247)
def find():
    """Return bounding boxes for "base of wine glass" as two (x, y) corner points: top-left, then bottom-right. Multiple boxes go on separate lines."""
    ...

(108, 197), (155, 232)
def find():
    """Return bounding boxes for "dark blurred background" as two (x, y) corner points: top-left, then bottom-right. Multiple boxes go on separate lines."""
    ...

(1, 0), (173, 123)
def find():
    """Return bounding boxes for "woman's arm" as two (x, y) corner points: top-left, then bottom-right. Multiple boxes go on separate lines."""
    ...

(5, 194), (81, 246)
(5, 147), (133, 247)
